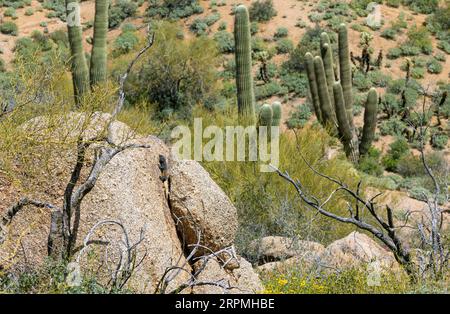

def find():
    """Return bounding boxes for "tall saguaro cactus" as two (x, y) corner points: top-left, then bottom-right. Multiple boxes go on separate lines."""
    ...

(234, 5), (255, 125)
(66, 0), (89, 103)
(306, 24), (378, 163)
(90, 0), (108, 87)
(65, 0), (109, 104)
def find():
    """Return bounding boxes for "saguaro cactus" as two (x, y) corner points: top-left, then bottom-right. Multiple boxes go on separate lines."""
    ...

(66, 0), (89, 103)
(234, 5), (255, 124)
(66, 0), (109, 104)
(271, 101), (282, 127)
(259, 104), (273, 127)
(90, 0), (108, 87)
(306, 24), (378, 163)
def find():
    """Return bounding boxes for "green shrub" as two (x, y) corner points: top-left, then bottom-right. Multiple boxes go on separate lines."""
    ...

(25, 8), (34, 16)
(255, 81), (287, 100)
(431, 133), (448, 150)
(427, 58), (443, 74)
(146, 0), (203, 20)
(380, 118), (407, 136)
(130, 22), (219, 118)
(275, 38), (294, 54)
(382, 138), (410, 172)
(287, 104), (312, 129)
(109, 0), (138, 29)
(274, 27), (288, 39)
(0, 22), (18, 36)
(381, 28), (397, 40)
(4, 7), (16, 18)
(213, 30), (234, 54)
(249, 0), (277, 22)
(280, 72), (308, 97)
(358, 148), (384, 176)
(402, 0), (439, 14)
(387, 47), (402, 59)
(406, 25), (433, 55)
(386, 0), (401, 8)
(113, 31), (139, 56)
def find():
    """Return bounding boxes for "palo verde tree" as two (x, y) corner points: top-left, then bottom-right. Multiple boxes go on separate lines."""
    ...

(305, 24), (378, 163)
(66, 0), (109, 104)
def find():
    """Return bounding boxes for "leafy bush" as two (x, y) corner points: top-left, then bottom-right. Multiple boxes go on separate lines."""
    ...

(358, 147), (383, 176)
(129, 22), (219, 118)
(406, 25), (433, 55)
(431, 133), (448, 150)
(287, 104), (311, 129)
(275, 38), (294, 54)
(387, 47), (402, 59)
(213, 30), (234, 54)
(113, 29), (139, 56)
(190, 13), (221, 36)
(280, 72), (308, 97)
(249, 0), (277, 22)
(284, 25), (332, 72)
(25, 8), (34, 16)
(255, 81), (287, 100)
(402, 0), (439, 14)
(381, 28), (398, 40)
(0, 22), (18, 36)
(109, 0), (138, 29)
(146, 0), (203, 20)
(274, 27), (288, 39)
(427, 58), (443, 74)
(380, 118), (407, 136)
(382, 138), (410, 172)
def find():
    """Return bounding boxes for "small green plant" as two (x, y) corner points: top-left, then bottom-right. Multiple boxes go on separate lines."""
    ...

(0, 22), (18, 36)
(248, 0), (277, 22)
(274, 27), (288, 39)
(382, 138), (410, 171)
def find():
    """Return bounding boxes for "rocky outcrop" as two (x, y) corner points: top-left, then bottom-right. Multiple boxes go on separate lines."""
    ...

(192, 256), (264, 294)
(0, 112), (261, 294)
(249, 236), (325, 263)
(255, 232), (400, 274)
(169, 160), (238, 255)
(319, 231), (398, 269)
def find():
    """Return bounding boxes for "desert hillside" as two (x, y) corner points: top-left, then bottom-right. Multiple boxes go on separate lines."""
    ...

(0, 0), (449, 295)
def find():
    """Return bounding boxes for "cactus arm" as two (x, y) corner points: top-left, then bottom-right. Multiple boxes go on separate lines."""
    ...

(259, 104), (273, 127)
(90, 0), (108, 87)
(359, 88), (378, 156)
(234, 5), (256, 125)
(305, 52), (322, 124)
(313, 56), (336, 128)
(338, 24), (354, 127)
(320, 33), (335, 108)
(333, 82), (358, 162)
(271, 101), (282, 127)
(65, 0), (90, 104)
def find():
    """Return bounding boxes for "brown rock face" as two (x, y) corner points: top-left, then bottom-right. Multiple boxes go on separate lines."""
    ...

(0, 112), (262, 294)
(169, 160), (238, 255)
(192, 256), (264, 294)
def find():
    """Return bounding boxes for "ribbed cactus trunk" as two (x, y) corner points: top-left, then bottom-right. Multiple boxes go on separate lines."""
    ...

(338, 24), (353, 126)
(259, 104), (273, 127)
(333, 82), (354, 160)
(271, 101), (282, 127)
(305, 52), (322, 124)
(234, 5), (255, 125)
(90, 0), (108, 87)
(314, 56), (335, 129)
(66, 0), (89, 104)
(359, 88), (378, 156)
(320, 33), (335, 109)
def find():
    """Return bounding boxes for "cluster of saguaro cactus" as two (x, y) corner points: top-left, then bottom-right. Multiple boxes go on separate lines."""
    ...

(258, 102), (281, 128)
(66, 0), (108, 104)
(305, 24), (378, 163)
(234, 4), (256, 125)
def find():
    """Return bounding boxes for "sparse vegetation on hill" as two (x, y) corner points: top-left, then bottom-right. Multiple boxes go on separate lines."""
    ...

(0, 0), (448, 295)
